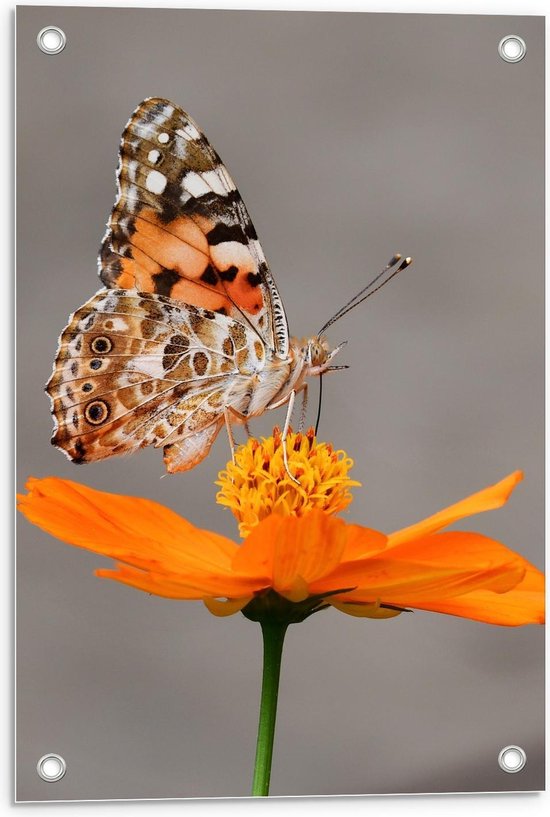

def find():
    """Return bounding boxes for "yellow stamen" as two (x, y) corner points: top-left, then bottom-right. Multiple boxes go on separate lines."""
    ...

(216, 427), (361, 537)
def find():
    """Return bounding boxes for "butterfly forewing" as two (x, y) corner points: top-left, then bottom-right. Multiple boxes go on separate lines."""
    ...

(99, 97), (289, 358)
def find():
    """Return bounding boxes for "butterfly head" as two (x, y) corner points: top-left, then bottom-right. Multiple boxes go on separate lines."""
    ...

(300, 336), (347, 376)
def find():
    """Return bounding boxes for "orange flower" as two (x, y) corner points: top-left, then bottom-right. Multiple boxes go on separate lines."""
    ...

(17, 469), (544, 627)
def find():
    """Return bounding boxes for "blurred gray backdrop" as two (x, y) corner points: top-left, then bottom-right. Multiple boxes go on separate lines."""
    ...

(16, 6), (544, 802)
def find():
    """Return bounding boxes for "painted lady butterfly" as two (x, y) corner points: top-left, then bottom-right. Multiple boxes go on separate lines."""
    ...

(47, 98), (410, 477)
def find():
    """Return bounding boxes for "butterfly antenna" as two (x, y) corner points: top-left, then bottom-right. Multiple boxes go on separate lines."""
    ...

(321, 253), (401, 329)
(318, 254), (412, 334)
(314, 373), (323, 436)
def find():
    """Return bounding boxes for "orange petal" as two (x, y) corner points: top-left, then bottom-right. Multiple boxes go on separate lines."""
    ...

(341, 524), (388, 560)
(231, 513), (282, 580)
(95, 565), (208, 599)
(315, 532), (527, 603)
(330, 600), (403, 619)
(18, 477), (238, 577)
(96, 564), (259, 599)
(410, 564), (545, 626)
(278, 574), (311, 603)
(232, 510), (348, 597)
(388, 471), (523, 547)
(203, 597), (252, 616)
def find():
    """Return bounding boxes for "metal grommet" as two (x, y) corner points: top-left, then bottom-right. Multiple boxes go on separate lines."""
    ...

(36, 753), (67, 782)
(498, 745), (527, 773)
(498, 35), (526, 63)
(36, 26), (67, 55)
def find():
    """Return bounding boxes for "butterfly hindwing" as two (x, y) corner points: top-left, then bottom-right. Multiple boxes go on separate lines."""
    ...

(163, 421), (224, 474)
(99, 97), (289, 358)
(46, 290), (263, 468)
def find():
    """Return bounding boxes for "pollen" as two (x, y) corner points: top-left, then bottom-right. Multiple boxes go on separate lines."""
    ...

(216, 427), (361, 537)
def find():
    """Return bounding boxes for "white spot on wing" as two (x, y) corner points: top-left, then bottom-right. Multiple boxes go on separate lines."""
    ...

(133, 122), (156, 142)
(148, 149), (161, 164)
(146, 170), (167, 194)
(128, 357), (165, 379)
(108, 317), (131, 332)
(217, 166), (236, 192)
(175, 128), (192, 141)
(210, 242), (255, 269)
(158, 132), (170, 144)
(126, 160), (138, 182)
(124, 186), (139, 212)
(176, 123), (201, 140)
(202, 170), (231, 196)
(160, 105), (174, 120)
(182, 171), (211, 197)
(67, 337), (82, 355)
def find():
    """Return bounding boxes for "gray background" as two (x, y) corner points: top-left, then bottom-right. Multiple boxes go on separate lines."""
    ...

(16, 6), (544, 802)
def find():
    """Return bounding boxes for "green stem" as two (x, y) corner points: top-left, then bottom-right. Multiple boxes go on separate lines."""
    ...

(252, 620), (288, 796)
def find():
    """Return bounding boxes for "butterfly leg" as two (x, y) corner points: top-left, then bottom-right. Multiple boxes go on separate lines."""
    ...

(264, 389), (299, 480)
(223, 405), (252, 464)
(281, 390), (301, 485)
(297, 383), (309, 432)
(223, 406), (238, 464)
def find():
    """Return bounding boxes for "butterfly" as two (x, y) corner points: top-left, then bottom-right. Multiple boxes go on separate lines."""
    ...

(47, 98), (411, 477)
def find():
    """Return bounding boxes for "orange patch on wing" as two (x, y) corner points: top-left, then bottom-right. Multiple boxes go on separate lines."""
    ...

(139, 210), (210, 255)
(128, 247), (162, 276)
(163, 214), (209, 255)
(110, 211), (267, 319)
(209, 244), (264, 315)
(170, 279), (230, 312)
(226, 275), (264, 314)
(132, 215), (208, 277)
(116, 260), (138, 288)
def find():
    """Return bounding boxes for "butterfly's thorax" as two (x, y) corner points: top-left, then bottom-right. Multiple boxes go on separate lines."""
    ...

(227, 336), (330, 420)
(228, 343), (301, 419)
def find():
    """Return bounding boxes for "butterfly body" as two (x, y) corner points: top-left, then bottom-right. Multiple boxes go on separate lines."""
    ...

(227, 337), (331, 420)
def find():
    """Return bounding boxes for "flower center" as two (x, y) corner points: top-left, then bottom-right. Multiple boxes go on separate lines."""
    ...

(216, 427), (360, 537)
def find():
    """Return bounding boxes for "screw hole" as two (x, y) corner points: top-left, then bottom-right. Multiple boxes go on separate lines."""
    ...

(498, 35), (526, 63)
(498, 745), (527, 773)
(36, 753), (66, 782)
(37, 26), (66, 55)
